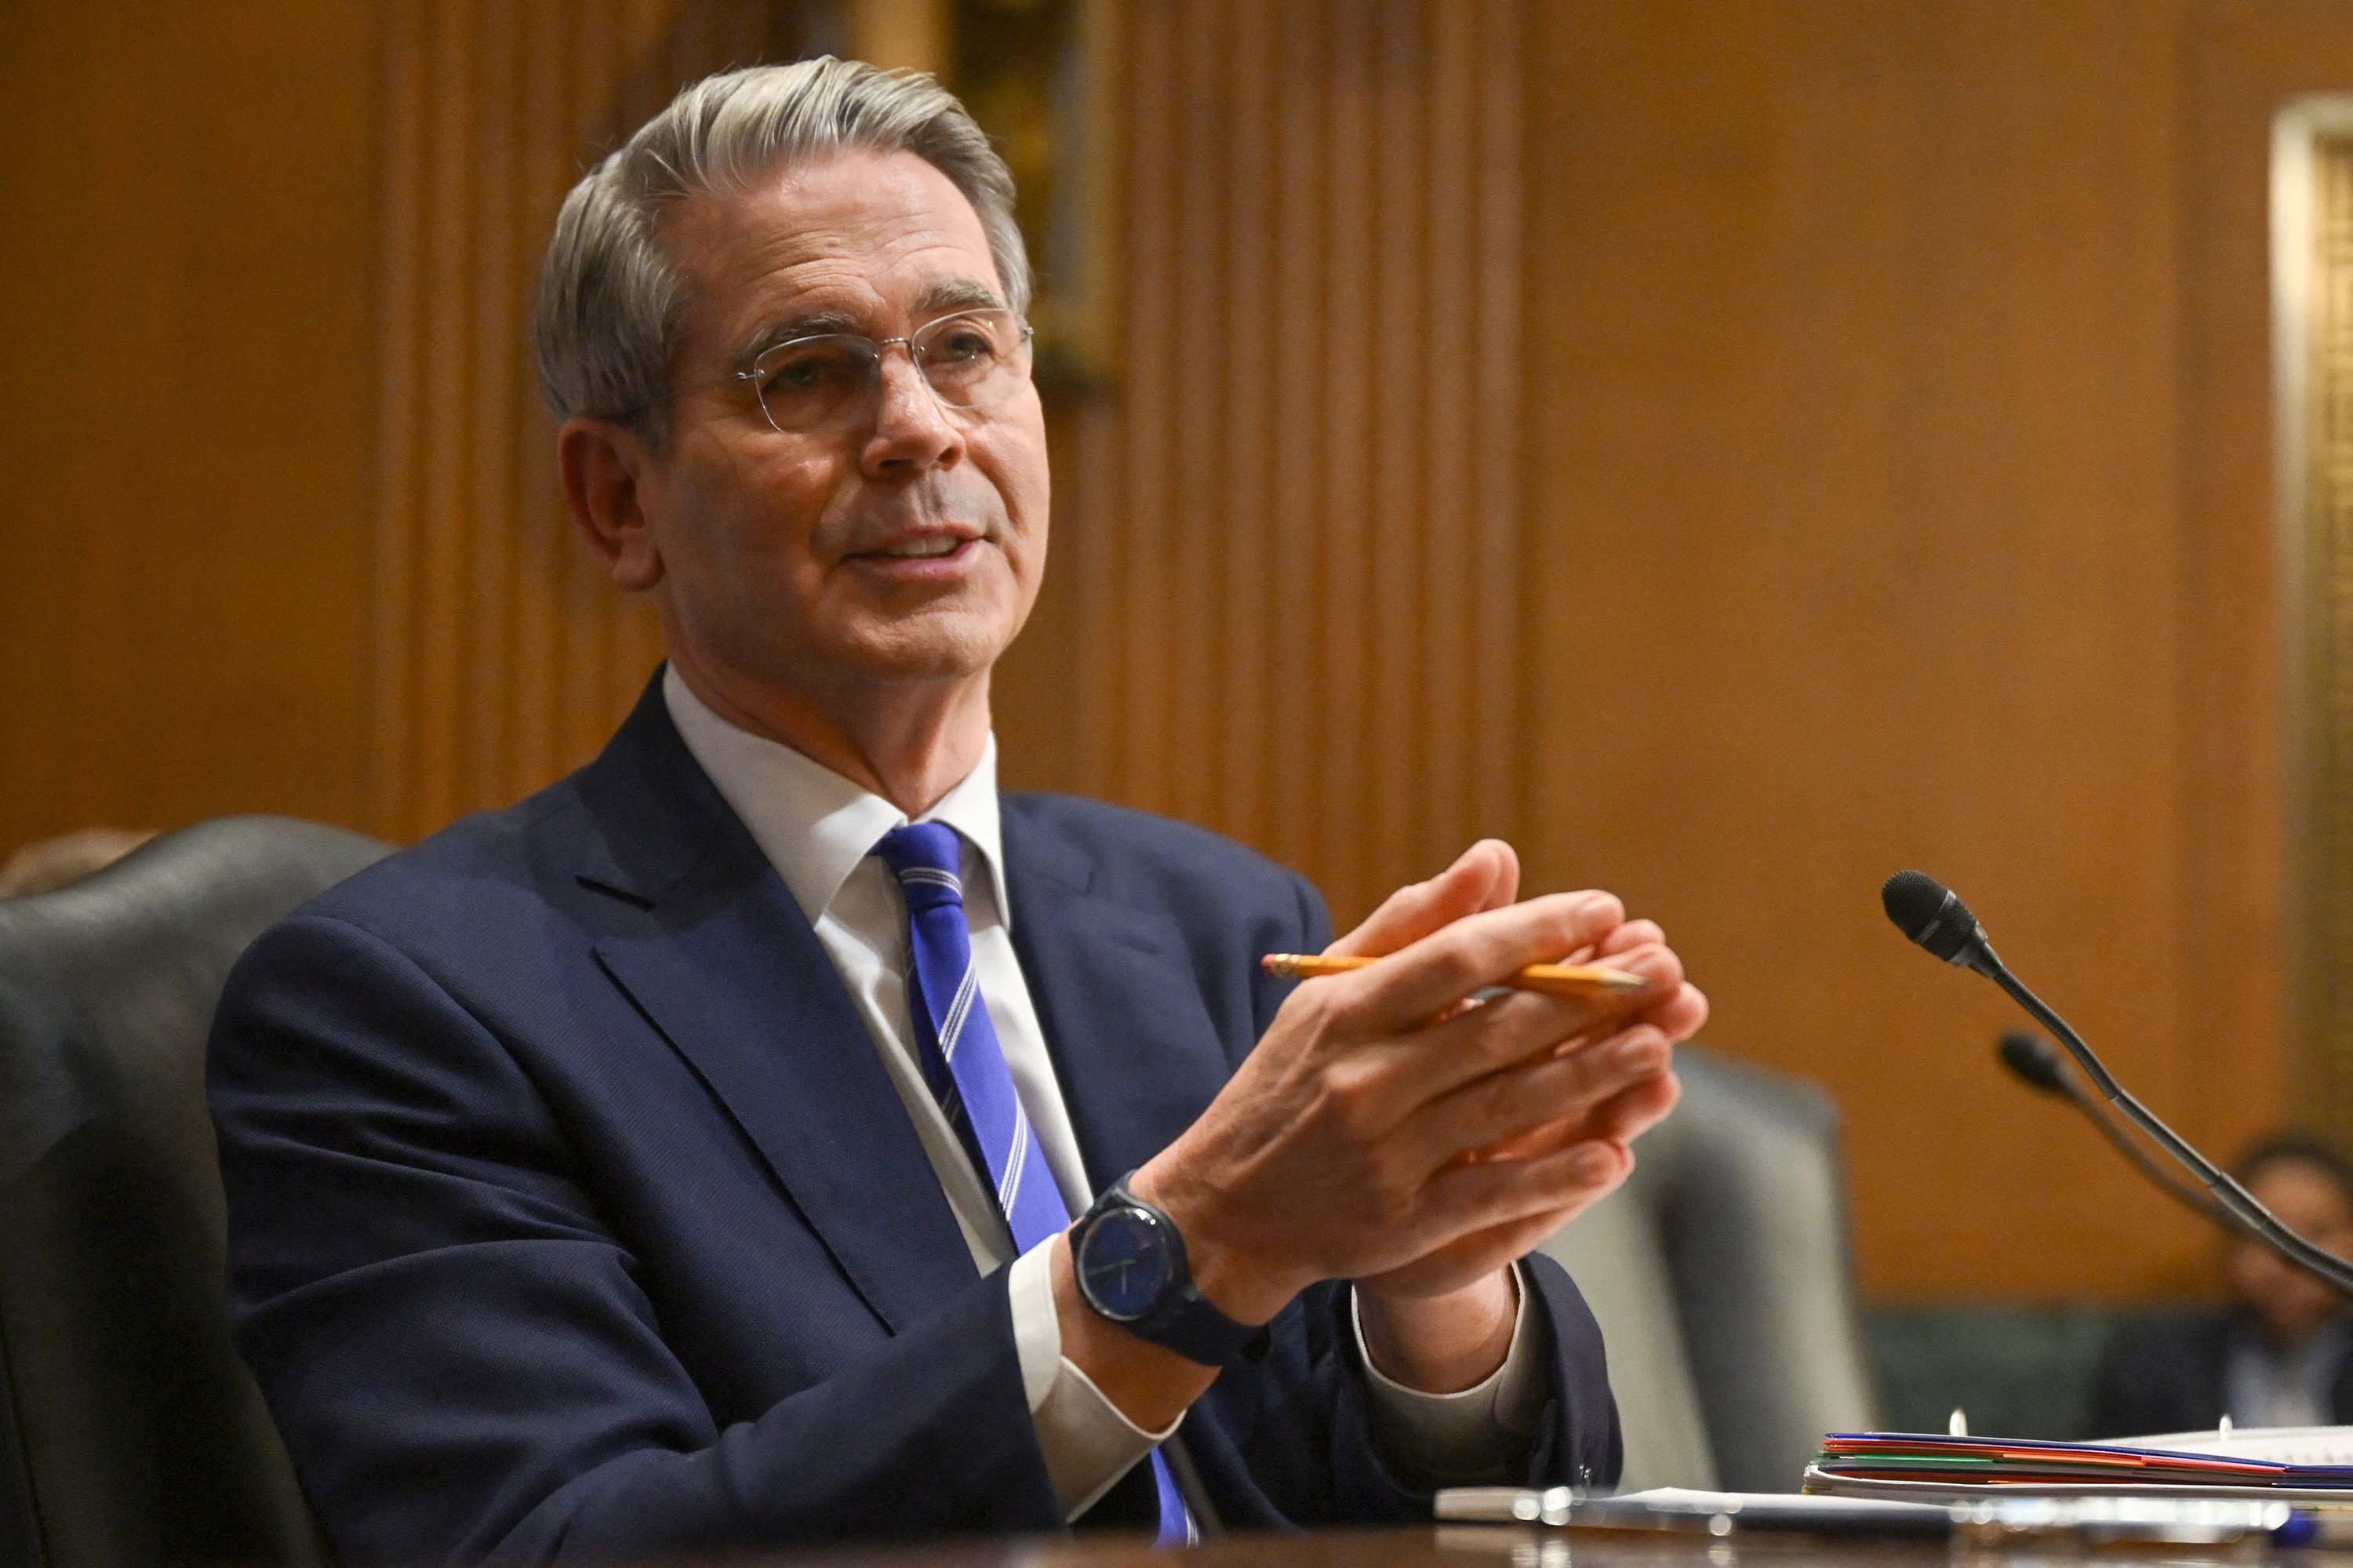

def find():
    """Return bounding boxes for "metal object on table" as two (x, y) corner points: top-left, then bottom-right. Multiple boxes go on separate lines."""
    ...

(1436, 1486), (2311, 1549)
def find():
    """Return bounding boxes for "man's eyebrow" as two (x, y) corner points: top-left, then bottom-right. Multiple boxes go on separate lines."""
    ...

(733, 282), (1007, 365)
(737, 309), (867, 362)
(914, 278), (1008, 317)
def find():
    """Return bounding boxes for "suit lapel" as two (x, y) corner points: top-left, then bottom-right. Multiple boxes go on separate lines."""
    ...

(1000, 800), (1235, 1191)
(570, 678), (974, 1333)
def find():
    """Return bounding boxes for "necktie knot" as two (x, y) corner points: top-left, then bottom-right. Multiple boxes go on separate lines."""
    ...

(876, 822), (966, 913)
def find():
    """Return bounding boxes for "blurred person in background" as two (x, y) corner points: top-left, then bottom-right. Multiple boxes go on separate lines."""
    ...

(2089, 1133), (2353, 1435)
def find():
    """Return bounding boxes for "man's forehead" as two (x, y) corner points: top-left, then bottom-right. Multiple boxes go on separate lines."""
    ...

(666, 149), (1003, 343)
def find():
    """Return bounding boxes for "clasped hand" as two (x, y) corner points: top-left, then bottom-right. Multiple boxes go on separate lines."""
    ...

(1133, 839), (1706, 1348)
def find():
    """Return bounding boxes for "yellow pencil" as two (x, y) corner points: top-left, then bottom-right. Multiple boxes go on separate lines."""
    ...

(1259, 952), (1649, 997)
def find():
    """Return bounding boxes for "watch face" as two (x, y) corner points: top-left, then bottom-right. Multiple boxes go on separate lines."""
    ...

(1079, 1206), (1176, 1322)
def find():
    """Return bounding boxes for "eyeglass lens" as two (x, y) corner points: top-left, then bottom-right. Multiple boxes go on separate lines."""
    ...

(747, 309), (1031, 431)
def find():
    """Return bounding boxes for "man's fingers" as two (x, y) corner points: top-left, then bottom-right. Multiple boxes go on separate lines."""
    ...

(1467, 1064), (1682, 1167)
(1577, 1067), (1684, 1148)
(1419, 1135), (1638, 1240)
(1325, 839), (1520, 960)
(1307, 988), (1606, 1143)
(1299, 928), (1675, 1133)
(1595, 919), (1664, 957)
(1406, 1025), (1671, 1169)
(1327, 890), (1626, 1032)
(1465, 1115), (1587, 1166)
(1636, 980), (1709, 1043)
(1585, 940), (1684, 1013)
(1463, 839), (1521, 912)
(1290, 940), (1699, 1141)
(1556, 943), (1704, 1042)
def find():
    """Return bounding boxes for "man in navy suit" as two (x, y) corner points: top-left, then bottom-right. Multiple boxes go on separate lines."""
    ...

(209, 58), (1705, 1562)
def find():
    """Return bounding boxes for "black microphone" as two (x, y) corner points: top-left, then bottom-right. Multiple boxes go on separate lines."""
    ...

(1883, 869), (2353, 1296)
(1995, 1029), (2234, 1227)
(1996, 1028), (2071, 1094)
(1880, 869), (2000, 977)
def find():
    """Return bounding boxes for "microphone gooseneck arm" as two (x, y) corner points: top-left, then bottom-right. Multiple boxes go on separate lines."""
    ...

(1998, 1032), (2237, 1228)
(1886, 871), (2353, 1297)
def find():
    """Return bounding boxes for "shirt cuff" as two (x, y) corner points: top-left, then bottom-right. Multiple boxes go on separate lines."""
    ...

(1351, 1261), (1545, 1484)
(1007, 1236), (1182, 1519)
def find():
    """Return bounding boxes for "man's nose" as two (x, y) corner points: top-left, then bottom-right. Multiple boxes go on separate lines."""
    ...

(862, 347), (962, 474)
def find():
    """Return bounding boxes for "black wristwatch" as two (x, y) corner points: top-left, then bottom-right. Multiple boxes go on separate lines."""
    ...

(1071, 1173), (1271, 1368)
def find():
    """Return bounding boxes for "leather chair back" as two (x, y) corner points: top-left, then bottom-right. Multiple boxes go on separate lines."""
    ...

(0, 817), (391, 1566)
(1540, 1046), (1878, 1492)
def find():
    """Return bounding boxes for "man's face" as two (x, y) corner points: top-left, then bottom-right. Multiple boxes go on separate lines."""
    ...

(628, 148), (1049, 704)
(2226, 1159), (2353, 1345)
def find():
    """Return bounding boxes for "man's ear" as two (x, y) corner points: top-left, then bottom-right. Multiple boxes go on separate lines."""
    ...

(558, 417), (666, 591)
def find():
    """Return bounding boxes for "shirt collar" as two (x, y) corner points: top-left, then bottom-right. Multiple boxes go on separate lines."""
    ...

(660, 663), (1012, 927)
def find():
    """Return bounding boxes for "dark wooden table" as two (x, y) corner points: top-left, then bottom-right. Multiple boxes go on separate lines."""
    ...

(770, 1526), (2290, 1568)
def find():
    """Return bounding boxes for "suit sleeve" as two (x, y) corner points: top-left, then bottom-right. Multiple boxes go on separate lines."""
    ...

(209, 914), (1064, 1565)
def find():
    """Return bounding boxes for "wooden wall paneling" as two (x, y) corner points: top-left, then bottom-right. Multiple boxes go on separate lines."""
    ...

(468, 1), (524, 831)
(846, 0), (948, 75)
(509, 0), (572, 797)
(1111, 0), (1176, 816)
(1217, 0), (1276, 850)
(371, 0), (426, 850)
(369, 0), (775, 844)
(1315, 5), (1377, 922)
(1051, 403), (1123, 803)
(0, 2), (380, 859)
(417, 0), (478, 835)
(1419, 0), (1477, 871)
(1471, 0), (1523, 846)
(557, 0), (641, 803)
(1261, 0), (1333, 881)
(1521, 0), (2226, 1300)
(1169, 0), (1228, 832)
(1368, 0), (1427, 896)
(1012, 0), (1527, 926)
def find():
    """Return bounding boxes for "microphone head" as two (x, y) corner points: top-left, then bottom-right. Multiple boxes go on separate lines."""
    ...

(1998, 1029), (2071, 1095)
(1881, 869), (1987, 965)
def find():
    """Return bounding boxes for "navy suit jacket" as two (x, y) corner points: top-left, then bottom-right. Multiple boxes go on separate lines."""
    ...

(208, 677), (1622, 1563)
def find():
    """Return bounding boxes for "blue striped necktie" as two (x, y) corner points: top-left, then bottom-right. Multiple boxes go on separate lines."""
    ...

(875, 823), (1194, 1545)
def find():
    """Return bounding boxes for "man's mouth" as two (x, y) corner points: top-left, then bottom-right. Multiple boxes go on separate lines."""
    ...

(849, 530), (980, 563)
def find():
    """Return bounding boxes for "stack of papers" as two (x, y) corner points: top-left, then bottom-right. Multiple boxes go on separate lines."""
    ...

(1806, 1428), (2353, 1504)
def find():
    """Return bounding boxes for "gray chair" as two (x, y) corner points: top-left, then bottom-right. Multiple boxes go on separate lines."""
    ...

(0, 817), (391, 1566)
(1540, 1046), (1878, 1492)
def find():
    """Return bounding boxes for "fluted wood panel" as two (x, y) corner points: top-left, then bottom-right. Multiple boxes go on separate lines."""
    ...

(1033, 0), (1525, 923)
(370, 1), (773, 842)
(0, 2), (379, 857)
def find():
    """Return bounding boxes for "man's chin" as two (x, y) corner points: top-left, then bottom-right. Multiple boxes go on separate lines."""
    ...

(824, 617), (1016, 687)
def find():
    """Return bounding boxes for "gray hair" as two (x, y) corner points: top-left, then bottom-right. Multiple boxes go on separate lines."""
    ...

(533, 57), (1029, 440)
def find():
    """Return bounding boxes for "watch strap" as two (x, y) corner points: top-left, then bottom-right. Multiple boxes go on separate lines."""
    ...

(1080, 1174), (1271, 1369)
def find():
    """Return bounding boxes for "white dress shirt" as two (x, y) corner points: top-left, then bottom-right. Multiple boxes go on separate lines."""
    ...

(663, 667), (1544, 1515)
(2224, 1319), (2351, 1430)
